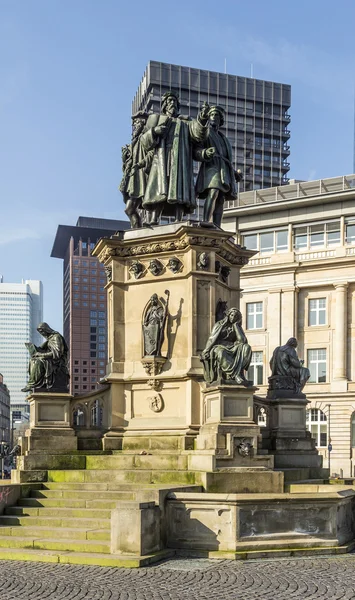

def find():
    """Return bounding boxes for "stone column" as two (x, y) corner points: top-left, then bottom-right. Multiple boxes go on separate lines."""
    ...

(332, 283), (348, 392)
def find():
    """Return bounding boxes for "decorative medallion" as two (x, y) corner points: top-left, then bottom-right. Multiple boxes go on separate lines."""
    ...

(148, 393), (164, 413)
(148, 259), (164, 276)
(235, 438), (253, 457)
(167, 256), (183, 274)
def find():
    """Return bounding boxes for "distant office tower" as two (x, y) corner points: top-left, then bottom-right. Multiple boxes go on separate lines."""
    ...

(133, 61), (291, 195)
(51, 217), (129, 395)
(0, 279), (43, 410)
(0, 374), (10, 443)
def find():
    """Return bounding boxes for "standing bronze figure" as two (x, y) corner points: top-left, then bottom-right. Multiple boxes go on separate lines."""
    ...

(142, 291), (170, 357)
(196, 105), (243, 228)
(200, 308), (252, 386)
(140, 91), (210, 225)
(119, 111), (153, 228)
(22, 323), (69, 393)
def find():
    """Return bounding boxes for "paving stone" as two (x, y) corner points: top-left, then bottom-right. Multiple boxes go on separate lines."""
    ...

(0, 555), (355, 599)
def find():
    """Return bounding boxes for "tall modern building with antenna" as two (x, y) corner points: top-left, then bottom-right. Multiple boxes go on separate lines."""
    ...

(132, 61), (291, 195)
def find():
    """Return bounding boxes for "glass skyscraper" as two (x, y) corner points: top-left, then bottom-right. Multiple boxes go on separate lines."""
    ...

(0, 279), (43, 408)
(133, 61), (291, 195)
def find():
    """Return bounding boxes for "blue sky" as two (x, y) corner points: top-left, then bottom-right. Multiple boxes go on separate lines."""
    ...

(1, 0), (354, 331)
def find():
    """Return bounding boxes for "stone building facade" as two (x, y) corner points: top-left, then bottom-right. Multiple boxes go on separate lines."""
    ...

(222, 174), (355, 477)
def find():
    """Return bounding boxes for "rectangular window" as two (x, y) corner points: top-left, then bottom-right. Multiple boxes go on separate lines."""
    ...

(346, 223), (355, 244)
(326, 222), (340, 245)
(247, 302), (263, 329)
(276, 230), (288, 252)
(294, 227), (307, 249)
(244, 234), (257, 250)
(307, 349), (326, 383)
(260, 232), (273, 254)
(247, 351), (263, 385)
(310, 224), (324, 248)
(309, 298), (326, 326)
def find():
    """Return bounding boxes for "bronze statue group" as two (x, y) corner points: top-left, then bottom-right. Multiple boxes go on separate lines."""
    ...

(120, 90), (242, 229)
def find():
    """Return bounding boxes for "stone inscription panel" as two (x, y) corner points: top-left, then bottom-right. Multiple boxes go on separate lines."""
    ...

(38, 403), (65, 422)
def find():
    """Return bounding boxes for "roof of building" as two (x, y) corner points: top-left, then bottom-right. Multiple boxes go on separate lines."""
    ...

(51, 218), (130, 259)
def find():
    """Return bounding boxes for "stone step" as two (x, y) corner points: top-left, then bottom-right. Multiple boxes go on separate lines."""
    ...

(85, 455), (189, 471)
(31, 489), (135, 500)
(0, 526), (110, 541)
(5, 506), (112, 519)
(0, 515), (110, 529)
(19, 498), (119, 509)
(47, 469), (197, 485)
(0, 547), (173, 567)
(41, 482), (196, 491)
(0, 535), (111, 554)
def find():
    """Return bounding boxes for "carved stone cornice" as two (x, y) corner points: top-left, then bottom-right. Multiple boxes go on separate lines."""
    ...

(92, 225), (255, 267)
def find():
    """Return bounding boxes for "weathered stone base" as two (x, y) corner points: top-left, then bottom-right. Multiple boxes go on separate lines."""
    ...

(166, 490), (355, 552)
(24, 428), (77, 454)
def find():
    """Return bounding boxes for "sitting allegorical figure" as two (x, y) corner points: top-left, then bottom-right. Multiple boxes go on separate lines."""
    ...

(269, 337), (310, 393)
(21, 322), (69, 393)
(200, 308), (252, 386)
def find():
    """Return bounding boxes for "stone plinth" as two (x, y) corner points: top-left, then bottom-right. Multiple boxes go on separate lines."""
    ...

(24, 392), (77, 454)
(260, 394), (323, 469)
(92, 223), (254, 450)
(166, 490), (355, 553)
(111, 501), (161, 556)
(192, 385), (274, 474)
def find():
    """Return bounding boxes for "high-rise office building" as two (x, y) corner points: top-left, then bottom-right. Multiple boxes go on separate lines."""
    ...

(0, 374), (10, 443)
(51, 217), (129, 395)
(0, 279), (43, 410)
(133, 61), (291, 195)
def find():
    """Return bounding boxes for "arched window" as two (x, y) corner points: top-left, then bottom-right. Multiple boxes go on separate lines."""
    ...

(306, 408), (327, 447)
(257, 407), (267, 427)
(91, 399), (103, 427)
(351, 412), (355, 448)
(72, 405), (86, 427)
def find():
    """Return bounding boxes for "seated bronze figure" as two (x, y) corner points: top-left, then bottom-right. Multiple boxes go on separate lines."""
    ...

(200, 308), (252, 386)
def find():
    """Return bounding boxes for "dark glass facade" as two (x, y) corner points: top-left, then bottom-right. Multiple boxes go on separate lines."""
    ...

(133, 61), (291, 195)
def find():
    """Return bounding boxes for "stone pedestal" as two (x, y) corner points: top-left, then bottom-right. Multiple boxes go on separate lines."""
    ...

(93, 223), (254, 451)
(111, 501), (161, 556)
(191, 385), (274, 473)
(261, 393), (323, 469)
(24, 392), (77, 454)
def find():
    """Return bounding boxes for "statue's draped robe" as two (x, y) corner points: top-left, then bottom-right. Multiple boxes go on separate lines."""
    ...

(270, 344), (310, 386)
(27, 332), (69, 390)
(143, 304), (164, 356)
(201, 317), (252, 384)
(140, 114), (208, 217)
(195, 128), (237, 199)
(120, 138), (153, 203)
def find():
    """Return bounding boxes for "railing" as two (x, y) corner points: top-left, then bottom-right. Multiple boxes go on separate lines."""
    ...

(225, 174), (355, 210)
(295, 249), (336, 262)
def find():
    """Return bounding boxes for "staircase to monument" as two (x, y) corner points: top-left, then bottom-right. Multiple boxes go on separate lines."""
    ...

(0, 479), (199, 567)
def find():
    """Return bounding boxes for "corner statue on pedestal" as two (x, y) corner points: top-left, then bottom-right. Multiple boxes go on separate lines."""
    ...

(21, 323), (69, 393)
(142, 292), (170, 357)
(269, 337), (310, 396)
(200, 308), (252, 386)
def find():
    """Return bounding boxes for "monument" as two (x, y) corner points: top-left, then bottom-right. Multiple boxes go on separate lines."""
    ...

(10, 90), (355, 568)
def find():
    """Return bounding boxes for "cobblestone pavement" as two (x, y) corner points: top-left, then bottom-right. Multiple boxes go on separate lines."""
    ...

(0, 555), (355, 599)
